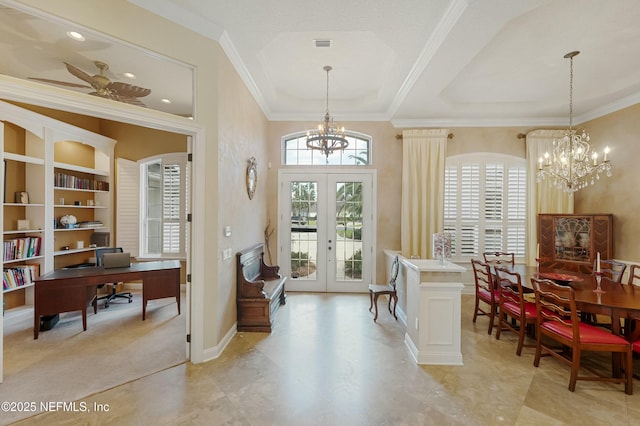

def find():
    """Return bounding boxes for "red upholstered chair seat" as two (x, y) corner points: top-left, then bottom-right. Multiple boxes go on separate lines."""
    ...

(501, 300), (537, 319)
(541, 321), (630, 345)
(478, 288), (500, 304)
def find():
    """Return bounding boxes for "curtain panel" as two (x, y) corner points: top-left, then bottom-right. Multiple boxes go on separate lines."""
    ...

(525, 129), (573, 265)
(401, 129), (448, 259)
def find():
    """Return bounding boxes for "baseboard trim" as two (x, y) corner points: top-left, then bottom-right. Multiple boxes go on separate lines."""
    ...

(201, 322), (237, 362)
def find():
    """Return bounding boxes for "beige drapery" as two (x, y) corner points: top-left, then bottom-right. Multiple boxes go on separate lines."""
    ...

(525, 129), (573, 265)
(401, 129), (448, 259)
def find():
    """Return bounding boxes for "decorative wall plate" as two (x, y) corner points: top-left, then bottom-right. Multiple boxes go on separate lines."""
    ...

(246, 157), (257, 199)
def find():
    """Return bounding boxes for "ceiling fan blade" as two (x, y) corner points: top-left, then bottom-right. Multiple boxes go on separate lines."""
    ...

(91, 91), (147, 107)
(64, 62), (97, 87)
(108, 82), (151, 98)
(28, 77), (92, 89)
(115, 96), (147, 107)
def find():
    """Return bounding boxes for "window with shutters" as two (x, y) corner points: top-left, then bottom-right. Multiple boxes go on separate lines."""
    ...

(444, 153), (526, 262)
(139, 153), (188, 258)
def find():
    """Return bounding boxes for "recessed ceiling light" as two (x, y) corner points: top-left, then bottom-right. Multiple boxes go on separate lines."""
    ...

(123, 72), (136, 79)
(66, 31), (85, 41)
(161, 98), (172, 104)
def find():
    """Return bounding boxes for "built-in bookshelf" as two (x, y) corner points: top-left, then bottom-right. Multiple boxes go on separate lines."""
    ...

(1, 100), (115, 311)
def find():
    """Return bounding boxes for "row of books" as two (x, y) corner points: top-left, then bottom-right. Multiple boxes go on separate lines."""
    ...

(54, 172), (109, 191)
(3, 236), (41, 261)
(3, 264), (39, 290)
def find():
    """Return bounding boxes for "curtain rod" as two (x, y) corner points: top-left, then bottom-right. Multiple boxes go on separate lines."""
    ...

(395, 132), (454, 140)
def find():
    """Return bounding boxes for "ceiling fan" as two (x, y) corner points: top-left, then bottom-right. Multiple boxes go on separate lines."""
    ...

(29, 61), (151, 107)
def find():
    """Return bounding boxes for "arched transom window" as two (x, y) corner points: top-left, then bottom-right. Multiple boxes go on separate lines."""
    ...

(283, 131), (371, 166)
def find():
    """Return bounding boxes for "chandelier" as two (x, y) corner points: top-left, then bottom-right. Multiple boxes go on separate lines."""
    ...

(537, 51), (612, 194)
(306, 65), (348, 161)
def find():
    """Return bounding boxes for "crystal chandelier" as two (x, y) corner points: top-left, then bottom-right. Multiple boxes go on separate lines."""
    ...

(306, 65), (348, 162)
(537, 51), (612, 194)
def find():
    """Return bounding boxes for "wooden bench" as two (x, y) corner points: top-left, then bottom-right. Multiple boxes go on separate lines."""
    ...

(236, 243), (286, 332)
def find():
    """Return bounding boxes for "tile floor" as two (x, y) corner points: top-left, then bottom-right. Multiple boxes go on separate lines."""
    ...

(9, 293), (640, 425)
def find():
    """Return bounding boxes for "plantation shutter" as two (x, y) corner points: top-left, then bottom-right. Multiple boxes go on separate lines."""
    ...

(162, 163), (182, 254)
(116, 158), (140, 256)
(444, 154), (527, 261)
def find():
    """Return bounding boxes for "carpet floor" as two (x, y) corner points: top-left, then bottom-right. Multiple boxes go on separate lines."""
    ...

(0, 289), (186, 425)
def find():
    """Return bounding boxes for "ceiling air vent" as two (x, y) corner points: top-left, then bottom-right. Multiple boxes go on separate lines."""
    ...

(314, 39), (331, 48)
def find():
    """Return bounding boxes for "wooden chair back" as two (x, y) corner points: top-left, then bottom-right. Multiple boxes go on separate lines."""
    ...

(471, 258), (493, 295)
(495, 266), (526, 308)
(531, 277), (576, 336)
(482, 251), (515, 266)
(389, 255), (400, 290)
(594, 259), (627, 283)
(628, 264), (640, 286)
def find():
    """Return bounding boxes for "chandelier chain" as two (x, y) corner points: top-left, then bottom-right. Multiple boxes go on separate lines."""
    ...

(306, 65), (349, 162)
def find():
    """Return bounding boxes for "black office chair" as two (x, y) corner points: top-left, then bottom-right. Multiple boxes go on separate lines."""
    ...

(95, 247), (133, 307)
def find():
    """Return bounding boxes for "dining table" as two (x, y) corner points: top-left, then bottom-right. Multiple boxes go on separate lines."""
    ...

(493, 263), (640, 377)
(494, 264), (640, 335)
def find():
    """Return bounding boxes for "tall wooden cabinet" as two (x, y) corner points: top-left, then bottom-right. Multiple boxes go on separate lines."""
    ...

(538, 213), (613, 273)
(1, 100), (114, 313)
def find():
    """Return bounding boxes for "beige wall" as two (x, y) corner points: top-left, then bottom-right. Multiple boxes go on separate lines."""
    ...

(446, 127), (529, 157)
(216, 53), (269, 337)
(100, 121), (188, 161)
(575, 103), (640, 263)
(266, 121), (401, 282)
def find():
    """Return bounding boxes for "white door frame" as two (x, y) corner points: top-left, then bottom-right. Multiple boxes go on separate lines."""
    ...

(278, 169), (376, 293)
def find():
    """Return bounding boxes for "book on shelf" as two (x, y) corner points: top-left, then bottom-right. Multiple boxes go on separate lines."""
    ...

(54, 172), (109, 191)
(3, 236), (41, 261)
(2, 263), (39, 290)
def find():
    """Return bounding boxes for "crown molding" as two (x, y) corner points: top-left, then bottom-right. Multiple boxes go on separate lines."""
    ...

(128, 0), (223, 40)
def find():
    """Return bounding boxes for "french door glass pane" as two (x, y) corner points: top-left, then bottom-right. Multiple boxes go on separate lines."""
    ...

(290, 181), (318, 280)
(335, 181), (363, 281)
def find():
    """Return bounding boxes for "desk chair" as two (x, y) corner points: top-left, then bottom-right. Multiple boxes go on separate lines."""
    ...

(368, 255), (399, 322)
(95, 247), (133, 307)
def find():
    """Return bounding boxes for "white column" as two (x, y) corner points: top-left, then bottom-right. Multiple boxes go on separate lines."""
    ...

(402, 258), (465, 365)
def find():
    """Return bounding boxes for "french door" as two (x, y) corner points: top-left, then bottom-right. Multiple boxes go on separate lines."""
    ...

(278, 171), (375, 292)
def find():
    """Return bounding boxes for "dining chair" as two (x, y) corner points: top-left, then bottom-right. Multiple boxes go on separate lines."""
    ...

(531, 277), (633, 395)
(623, 265), (640, 338)
(482, 251), (515, 266)
(471, 258), (499, 335)
(494, 266), (537, 356)
(628, 264), (640, 286)
(368, 255), (399, 322)
(594, 258), (626, 283)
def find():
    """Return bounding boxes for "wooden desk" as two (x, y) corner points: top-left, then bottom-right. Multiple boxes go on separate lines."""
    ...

(34, 260), (181, 339)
